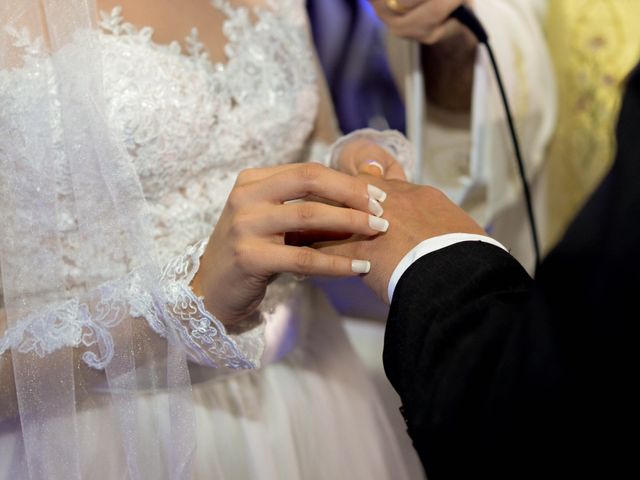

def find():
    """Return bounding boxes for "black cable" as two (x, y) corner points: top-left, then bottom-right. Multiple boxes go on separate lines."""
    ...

(450, 6), (541, 269)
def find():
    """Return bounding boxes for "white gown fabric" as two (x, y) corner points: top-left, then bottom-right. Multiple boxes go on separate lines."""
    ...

(0, 1), (411, 478)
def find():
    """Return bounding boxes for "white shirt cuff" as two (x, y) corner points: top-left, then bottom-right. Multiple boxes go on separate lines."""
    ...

(387, 233), (509, 303)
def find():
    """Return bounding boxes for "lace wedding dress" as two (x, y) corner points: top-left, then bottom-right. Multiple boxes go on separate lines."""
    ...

(0, 0), (412, 478)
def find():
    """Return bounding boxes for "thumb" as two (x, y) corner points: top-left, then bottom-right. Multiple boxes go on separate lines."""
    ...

(337, 139), (407, 180)
(357, 160), (385, 177)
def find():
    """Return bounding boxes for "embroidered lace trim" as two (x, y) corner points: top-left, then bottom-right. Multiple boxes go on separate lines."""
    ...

(0, 242), (262, 370)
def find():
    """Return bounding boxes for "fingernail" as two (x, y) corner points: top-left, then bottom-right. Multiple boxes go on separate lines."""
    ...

(368, 184), (387, 203)
(369, 198), (384, 217)
(369, 215), (389, 233)
(362, 160), (385, 176)
(352, 260), (371, 274)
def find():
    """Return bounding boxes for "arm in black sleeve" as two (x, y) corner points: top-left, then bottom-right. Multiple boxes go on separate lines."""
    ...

(384, 66), (640, 479)
(382, 242), (605, 479)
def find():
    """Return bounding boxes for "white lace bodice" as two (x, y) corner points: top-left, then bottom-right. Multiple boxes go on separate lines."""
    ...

(99, 1), (318, 262)
(0, 0), (413, 371)
(0, 0), (319, 369)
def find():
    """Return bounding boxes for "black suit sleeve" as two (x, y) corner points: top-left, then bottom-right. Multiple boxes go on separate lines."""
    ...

(383, 241), (630, 479)
(383, 63), (640, 480)
(384, 243), (556, 478)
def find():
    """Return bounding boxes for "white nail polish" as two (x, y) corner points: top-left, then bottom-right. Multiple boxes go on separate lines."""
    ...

(369, 215), (389, 233)
(369, 198), (384, 217)
(352, 260), (371, 274)
(365, 160), (385, 175)
(368, 184), (387, 203)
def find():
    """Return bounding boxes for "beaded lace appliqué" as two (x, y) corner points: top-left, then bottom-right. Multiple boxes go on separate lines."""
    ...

(0, 0), (316, 369)
(0, 242), (257, 369)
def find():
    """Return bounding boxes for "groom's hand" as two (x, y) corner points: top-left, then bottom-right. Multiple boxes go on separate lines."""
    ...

(317, 175), (486, 303)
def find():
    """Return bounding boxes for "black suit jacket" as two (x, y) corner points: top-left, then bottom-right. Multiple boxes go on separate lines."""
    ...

(384, 64), (640, 479)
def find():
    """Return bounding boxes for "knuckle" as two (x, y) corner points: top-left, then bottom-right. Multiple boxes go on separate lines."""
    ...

(233, 241), (254, 273)
(294, 248), (316, 274)
(296, 202), (316, 222)
(332, 255), (348, 274)
(229, 214), (251, 238)
(298, 163), (323, 183)
(226, 186), (246, 211)
(350, 180), (364, 202)
(348, 209), (361, 229)
(236, 168), (258, 185)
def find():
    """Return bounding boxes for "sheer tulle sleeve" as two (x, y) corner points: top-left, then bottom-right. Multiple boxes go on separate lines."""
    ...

(0, 23), (259, 374)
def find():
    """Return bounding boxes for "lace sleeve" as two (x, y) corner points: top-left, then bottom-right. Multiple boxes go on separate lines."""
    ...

(0, 240), (264, 371)
(159, 240), (265, 369)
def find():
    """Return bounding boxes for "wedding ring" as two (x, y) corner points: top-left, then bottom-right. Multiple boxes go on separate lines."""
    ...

(385, 0), (408, 14)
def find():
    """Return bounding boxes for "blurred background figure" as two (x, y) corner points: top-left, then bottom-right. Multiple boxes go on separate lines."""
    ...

(308, 2), (640, 478)
(544, 0), (640, 247)
(381, 0), (556, 274)
(364, 0), (640, 273)
(306, 4), (427, 479)
(307, 0), (405, 133)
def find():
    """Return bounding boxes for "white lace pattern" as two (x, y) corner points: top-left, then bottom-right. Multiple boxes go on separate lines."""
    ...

(0, 0), (316, 369)
(0, 241), (259, 369)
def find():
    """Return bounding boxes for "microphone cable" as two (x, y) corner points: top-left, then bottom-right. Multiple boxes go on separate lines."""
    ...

(450, 5), (541, 269)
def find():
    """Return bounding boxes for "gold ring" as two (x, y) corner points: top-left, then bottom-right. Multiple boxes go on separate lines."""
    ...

(385, 0), (408, 14)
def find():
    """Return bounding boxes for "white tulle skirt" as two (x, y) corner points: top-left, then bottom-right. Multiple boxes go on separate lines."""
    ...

(0, 285), (414, 480)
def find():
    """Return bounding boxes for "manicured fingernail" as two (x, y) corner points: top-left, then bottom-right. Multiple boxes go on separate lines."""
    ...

(368, 184), (387, 203)
(369, 198), (384, 217)
(352, 260), (371, 274)
(369, 215), (389, 233)
(361, 160), (385, 176)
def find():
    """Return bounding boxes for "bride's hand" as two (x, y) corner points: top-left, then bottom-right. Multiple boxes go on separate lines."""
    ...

(333, 138), (407, 181)
(191, 163), (389, 327)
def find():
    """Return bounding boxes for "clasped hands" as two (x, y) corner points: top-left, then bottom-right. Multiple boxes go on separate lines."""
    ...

(314, 139), (485, 304)
(368, 0), (473, 45)
(192, 137), (484, 329)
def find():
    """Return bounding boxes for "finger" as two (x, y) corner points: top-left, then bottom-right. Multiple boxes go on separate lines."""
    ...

(358, 163), (407, 184)
(356, 159), (406, 181)
(243, 163), (388, 214)
(389, 0), (426, 12)
(358, 160), (385, 177)
(339, 141), (399, 177)
(235, 163), (314, 186)
(386, 0), (462, 38)
(260, 245), (371, 276)
(370, 0), (424, 15)
(420, 21), (458, 45)
(244, 202), (389, 236)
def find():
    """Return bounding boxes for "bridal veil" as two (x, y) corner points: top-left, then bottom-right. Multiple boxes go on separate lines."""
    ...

(0, 1), (199, 477)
